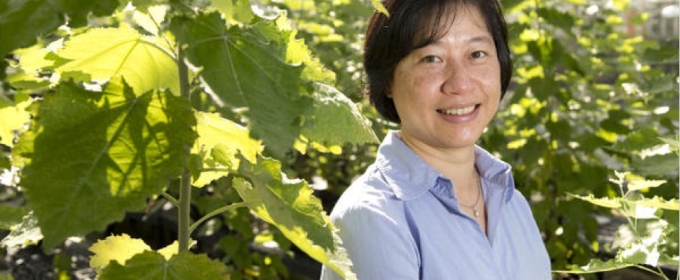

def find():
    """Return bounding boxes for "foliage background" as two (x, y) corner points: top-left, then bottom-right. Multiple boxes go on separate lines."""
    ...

(274, 0), (679, 277)
(0, 0), (678, 279)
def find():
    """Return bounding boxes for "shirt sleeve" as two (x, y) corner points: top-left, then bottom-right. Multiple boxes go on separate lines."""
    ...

(320, 201), (420, 280)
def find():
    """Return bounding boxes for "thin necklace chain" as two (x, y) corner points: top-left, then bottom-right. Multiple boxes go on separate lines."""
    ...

(459, 170), (482, 217)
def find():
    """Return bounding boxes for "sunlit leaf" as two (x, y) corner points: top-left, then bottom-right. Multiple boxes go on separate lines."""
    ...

(0, 0), (118, 70)
(611, 128), (664, 153)
(99, 251), (227, 280)
(192, 112), (263, 187)
(157, 241), (181, 260)
(0, 211), (43, 248)
(54, 26), (179, 95)
(570, 194), (621, 209)
(89, 234), (152, 270)
(234, 158), (355, 279)
(212, 0), (254, 24)
(629, 196), (679, 211)
(627, 179), (666, 192)
(12, 79), (196, 248)
(301, 83), (378, 149)
(171, 12), (311, 157)
(0, 92), (31, 147)
(132, 5), (169, 36)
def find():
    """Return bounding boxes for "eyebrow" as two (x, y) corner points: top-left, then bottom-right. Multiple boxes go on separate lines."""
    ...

(465, 35), (494, 44)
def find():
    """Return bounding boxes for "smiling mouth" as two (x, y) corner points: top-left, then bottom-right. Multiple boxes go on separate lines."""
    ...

(436, 105), (478, 116)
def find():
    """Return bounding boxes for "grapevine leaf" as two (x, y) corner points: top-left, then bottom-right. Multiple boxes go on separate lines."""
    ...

(629, 196), (680, 211)
(157, 241), (180, 260)
(89, 234), (152, 270)
(536, 7), (575, 35)
(642, 44), (679, 64)
(234, 158), (355, 279)
(0, 205), (28, 230)
(301, 83), (378, 148)
(170, 12), (312, 157)
(54, 26), (179, 95)
(9, 44), (54, 90)
(0, 92), (31, 147)
(0, 0), (119, 73)
(192, 112), (263, 187)
(618, 227), (666, 266)
(0, 211), (43, 248)
(254, 13), (335, 84)
(570, 194), (621, 209)
(12, 79), (196, 249)
(610, 128), (664, 153)
(131, 5), (168, 36)
(627, 179), (666, 192)
(211, 0), (254, 24)
(99, 251), (227, 280)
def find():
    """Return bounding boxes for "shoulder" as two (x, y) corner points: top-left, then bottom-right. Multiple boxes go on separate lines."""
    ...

(330, 164), (406, 225)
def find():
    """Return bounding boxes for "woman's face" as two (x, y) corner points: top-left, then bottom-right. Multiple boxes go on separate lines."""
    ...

(391, 5), (501, 152)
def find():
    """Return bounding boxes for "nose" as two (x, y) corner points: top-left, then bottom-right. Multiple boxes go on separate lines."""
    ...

(441, 62), (473, 95)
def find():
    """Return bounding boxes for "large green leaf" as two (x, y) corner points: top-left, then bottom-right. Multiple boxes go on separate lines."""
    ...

(234, 158), (355, 279)
(191, 112), (263, 187)
(99, 251), (226, 280)
(54, 26), (179, 95)
(12, 79), (196, 248)
(171, 12), (311, 157)
(0, 0), (119, 73)
(301, 82), (378, 147)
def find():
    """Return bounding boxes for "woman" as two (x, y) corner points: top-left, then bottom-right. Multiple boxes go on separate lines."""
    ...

(320, 0), (551, 279)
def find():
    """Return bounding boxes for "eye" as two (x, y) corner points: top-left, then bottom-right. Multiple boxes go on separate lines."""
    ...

(471, 51), (488, 59)
(421, 55), (443, 63)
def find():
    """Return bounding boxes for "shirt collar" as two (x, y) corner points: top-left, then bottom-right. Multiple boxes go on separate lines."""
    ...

(375, 130), (515, 202)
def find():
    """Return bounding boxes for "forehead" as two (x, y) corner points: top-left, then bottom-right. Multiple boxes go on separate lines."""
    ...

(412, 3), (489, 47)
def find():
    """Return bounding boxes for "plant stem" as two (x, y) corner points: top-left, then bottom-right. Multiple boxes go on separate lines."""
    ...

(161, 192), (179, 207)
(189, 202), (249, 234)
(177, 49), (192, 252)
(635, 265), (669, 280)
(178, 169), (192, 252)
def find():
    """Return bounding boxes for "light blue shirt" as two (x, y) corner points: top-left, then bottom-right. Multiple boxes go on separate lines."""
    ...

(320, 131), (551, 279)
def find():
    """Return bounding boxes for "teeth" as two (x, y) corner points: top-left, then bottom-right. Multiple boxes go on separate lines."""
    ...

(439, 105), (476, 115)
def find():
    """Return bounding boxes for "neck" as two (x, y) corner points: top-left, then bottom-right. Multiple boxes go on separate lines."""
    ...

(397, 132), (477, 190)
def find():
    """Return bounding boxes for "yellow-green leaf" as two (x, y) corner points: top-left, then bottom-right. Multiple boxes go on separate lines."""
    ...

(0, 92), (31, 147)
(192, 112), (263, 187)
(627, 179), (666, 192)
(89, 234), (152, 269)
(570, 194), (621, 209)
(12, 79), (196, 248)
(99, 251), (227, 280)
(235, 158), (356, 279)
(55, 26), (179, 95)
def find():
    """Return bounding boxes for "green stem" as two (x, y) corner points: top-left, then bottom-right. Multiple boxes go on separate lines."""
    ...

(178, 169), (192, 252)
(634, 264), (669, 280)
(189, 202), (249, 234)
(177, 48), (193, 252)
(161, 192), (179, 207)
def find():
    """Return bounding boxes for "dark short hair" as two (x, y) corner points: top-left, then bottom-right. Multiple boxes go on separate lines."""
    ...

(364, 0), (512, 123)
